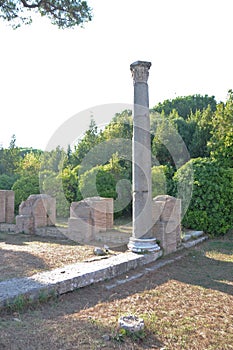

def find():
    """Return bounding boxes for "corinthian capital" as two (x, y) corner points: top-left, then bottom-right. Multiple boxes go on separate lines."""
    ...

(130, 61), (151, 84)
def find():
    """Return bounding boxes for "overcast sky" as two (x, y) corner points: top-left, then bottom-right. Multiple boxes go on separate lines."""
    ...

(0, 0), (233, 149)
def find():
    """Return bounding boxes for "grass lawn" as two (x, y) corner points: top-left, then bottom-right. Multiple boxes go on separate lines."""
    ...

(0, 237), (232, 349)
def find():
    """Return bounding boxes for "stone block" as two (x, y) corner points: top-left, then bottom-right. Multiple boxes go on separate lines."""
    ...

(69, 197), (114, 243)
(165, 230), (177, 245)
(0, 190), (15, 223)
(152, 200), (165, 223)
(17, 194), (56, 234)
(103, 198), (114, 229)
(5, 190), (14, 223)
(70, 201), (91, 219)
(16, 215), (34, 234)
(151, 221), (165, 243)
(68, 217), (93, 243)
(164, 242), (177, 255)
(91, 200), (107, 233)
(0, 192), (6, 223)
(152, 195), (181, 255)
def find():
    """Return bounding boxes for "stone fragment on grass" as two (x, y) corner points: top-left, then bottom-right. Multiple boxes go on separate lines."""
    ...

(93, 247), (107, 256)
(118, 315), (145, 332)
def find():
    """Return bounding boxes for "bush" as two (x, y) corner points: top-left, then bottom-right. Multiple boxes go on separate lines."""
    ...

(12, 174), (40, 212)
(173, 158), (233, 235)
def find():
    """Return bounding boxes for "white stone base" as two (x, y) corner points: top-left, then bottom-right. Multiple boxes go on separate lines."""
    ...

(128, 237), (161, 253)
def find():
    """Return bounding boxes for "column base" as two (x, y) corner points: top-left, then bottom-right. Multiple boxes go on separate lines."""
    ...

(128, 237), (161, 253)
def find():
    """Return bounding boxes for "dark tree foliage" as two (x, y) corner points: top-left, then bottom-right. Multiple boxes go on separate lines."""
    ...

(0, 0), (92, 29)
(152, 94), (217, 119)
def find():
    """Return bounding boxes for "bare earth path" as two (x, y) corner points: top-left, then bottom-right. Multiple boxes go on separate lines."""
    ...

(0, 238), (232, 350)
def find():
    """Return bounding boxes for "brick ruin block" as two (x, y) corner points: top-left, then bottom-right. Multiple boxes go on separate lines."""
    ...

(68, 201), (93, 243)
(0, 190), (15, 223)
(68, 197), (114, 243)
(152, 195), (181, 255)
(16, 194), (56, 234)
(104, 198), (114, 229)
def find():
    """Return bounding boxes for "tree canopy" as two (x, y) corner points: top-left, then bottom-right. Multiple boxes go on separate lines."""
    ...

(152, 94), (217, 119)
(0, 0), (92, 29)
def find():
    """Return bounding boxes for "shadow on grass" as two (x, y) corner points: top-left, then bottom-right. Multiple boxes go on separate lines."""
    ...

(0, 249), (49, 280)
(0, 231), (82, 247)
(0, 316), (164, 350)
(170, 249), (233, 295)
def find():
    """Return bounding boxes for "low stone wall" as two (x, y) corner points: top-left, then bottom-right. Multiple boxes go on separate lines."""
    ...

(35, 226), (68, 239)
(0, 223), (16, 233)
(152, 195), (181, 255)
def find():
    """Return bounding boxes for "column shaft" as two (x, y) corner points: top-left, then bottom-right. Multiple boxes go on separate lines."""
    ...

(128, 61), (160, 253)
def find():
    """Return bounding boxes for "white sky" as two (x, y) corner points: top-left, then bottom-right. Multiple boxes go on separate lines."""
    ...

(0, 0), (233, 150)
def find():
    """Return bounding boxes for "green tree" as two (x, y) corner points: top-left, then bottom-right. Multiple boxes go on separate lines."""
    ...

(40, 146), (66, 173)
(208, 90), (233, 167)
(71, 119), (100, 167)
(0, 0), (92, 29)
(152, 114), (190, 168)
(0, 135), (22, 176)
(61, 167), (79, 203)
(152, 94), (217, 119)
(41, 171), (70, 217)
(102, 110), (133, 141)
(17, 152), (41, 176)
(188, 106), (214, 158)
(0, 174), (18, 190)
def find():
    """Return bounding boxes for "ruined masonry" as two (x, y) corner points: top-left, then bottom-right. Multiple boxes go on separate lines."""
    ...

(152, 195), (181, 255)
(0, 190), (14, 224)
(68, 197), (114, 243)
(16, 194), (56, 234)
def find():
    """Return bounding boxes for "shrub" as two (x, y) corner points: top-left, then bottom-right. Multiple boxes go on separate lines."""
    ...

(12, 174), (40, 212)
(173, 158), (233, 235)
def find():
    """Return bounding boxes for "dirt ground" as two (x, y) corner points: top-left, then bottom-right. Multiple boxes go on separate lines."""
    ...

(0, 237), (232, 350)
(0, 231), (98, 281)
(0, 218), (131, 281)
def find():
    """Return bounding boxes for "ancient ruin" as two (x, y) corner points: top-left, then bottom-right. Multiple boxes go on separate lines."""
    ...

(0, 190), (14, 224)
(15, 194), (56, 234)
(152, 195), (181, 255)
(128, 61), (160, 253)
(68, 197), (114, 243)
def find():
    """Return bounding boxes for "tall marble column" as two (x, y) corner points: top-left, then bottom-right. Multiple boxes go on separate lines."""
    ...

(128, 61), (160, 253)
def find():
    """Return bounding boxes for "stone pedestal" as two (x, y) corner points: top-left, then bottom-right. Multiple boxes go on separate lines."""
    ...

(128, 61), (160, 253)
